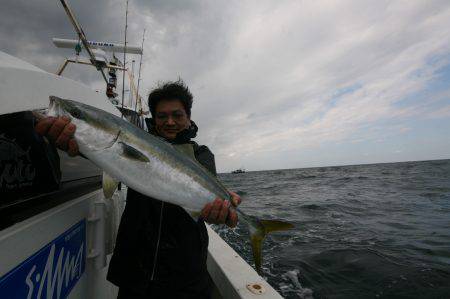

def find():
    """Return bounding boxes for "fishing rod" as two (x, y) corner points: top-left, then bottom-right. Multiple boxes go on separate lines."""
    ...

(121, 0), (129, 116)
(135, 28), (146, 114)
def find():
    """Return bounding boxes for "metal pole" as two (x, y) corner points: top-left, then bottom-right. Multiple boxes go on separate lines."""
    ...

(57, 59), (126, 76)
(121, 0), (129, 115)
(125, 68), (139, 108)
(58, 0), (108, 83)
(56, 59), (70, 75)
(136, 28), (146, 113)
(129, 60), (135, 107)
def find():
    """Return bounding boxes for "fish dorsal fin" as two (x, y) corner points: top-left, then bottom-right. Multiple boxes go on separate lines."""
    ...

(118, 142), (150, 162)
(102, 171), (119, 199)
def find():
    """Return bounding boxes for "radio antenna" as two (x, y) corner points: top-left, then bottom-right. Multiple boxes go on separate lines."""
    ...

(121, 0), (129, 115)
(135, 28), (146, 113)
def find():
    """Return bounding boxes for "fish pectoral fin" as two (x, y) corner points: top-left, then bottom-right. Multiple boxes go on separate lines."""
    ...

(118, 142), (150, 162)
(102, 172), (119, 199)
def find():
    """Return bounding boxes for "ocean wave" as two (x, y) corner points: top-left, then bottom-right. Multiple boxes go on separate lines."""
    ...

(214, 159), (450, 298)
(300, 204), (324, 210)
(279, 269), (314, 299)
(295, 174), (318, 179)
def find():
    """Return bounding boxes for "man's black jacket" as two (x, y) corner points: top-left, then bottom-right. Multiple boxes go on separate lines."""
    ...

(107, 122), (217, 297)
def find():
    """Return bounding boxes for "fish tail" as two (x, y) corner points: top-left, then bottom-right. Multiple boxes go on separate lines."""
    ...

(240, 210), (293, 273)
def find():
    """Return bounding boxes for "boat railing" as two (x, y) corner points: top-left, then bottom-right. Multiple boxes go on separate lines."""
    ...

(206, 225), (283, 299)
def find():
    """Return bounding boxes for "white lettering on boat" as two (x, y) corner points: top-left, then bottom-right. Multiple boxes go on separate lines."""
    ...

(25, 242), (84, 299)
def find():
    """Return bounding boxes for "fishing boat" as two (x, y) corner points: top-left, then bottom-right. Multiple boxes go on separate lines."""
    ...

(231, 168), (246, 174)
(0, 2), (283, 298)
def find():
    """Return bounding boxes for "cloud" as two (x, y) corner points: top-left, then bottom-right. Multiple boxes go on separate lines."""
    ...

(427, 105), (450, 118)
(186, 1), (450, 170)
(1, 0), (450, 171)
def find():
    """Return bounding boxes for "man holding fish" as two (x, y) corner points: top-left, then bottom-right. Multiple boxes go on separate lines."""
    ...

(35, 80), (241, 298)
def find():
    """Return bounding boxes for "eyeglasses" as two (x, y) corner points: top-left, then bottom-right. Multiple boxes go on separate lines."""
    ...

(155, 110), (187, 122)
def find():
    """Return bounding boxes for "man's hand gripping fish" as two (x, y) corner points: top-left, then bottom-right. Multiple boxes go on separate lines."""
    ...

(43, 96), (293, 273)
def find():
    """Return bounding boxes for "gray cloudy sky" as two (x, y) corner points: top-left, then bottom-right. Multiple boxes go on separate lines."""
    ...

(2, 0), (450, 172)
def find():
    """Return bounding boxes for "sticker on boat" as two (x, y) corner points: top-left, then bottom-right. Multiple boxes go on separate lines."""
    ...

(0, 220), (86, 299)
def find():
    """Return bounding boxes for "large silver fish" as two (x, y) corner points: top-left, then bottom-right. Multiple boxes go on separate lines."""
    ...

(45, 96), (293, 273)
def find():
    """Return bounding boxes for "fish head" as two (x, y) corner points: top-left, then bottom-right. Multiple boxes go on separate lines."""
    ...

(47, 96), (121, 152)
(48, 96), (89, 121)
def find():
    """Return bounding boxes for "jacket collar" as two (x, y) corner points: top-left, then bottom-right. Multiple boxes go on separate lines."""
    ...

(145, 118), (198, 144)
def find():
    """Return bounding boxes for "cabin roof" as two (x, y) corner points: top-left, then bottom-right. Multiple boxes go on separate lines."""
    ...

(0, 50), (120, 116)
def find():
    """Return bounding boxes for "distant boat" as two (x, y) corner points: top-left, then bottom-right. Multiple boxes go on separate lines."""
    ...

(231, 168), (246, 174)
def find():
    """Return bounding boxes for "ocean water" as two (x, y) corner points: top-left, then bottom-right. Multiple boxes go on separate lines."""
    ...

(213, 159), (450, 299)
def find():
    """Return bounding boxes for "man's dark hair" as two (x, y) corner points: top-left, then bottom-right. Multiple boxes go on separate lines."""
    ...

(148, 80), (193, 117)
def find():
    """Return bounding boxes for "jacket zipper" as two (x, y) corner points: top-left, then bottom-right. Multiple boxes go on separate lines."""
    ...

(150, 201), (164, 281)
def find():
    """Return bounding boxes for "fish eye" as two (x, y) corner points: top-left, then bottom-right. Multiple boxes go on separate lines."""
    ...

(71, 108), (84, 119)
